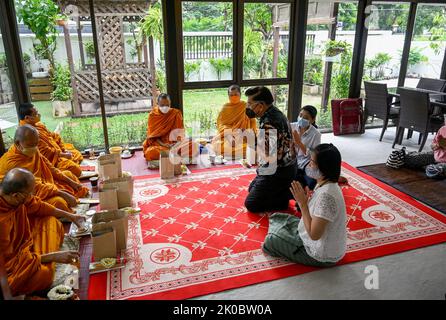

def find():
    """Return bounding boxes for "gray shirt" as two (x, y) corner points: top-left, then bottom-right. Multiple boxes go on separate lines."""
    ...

(290, 123), (321, 169)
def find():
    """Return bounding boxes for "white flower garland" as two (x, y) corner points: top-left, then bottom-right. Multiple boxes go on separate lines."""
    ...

(47, 285), (74, 300)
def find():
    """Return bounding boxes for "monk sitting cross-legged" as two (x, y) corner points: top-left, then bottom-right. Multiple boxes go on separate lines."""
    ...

(0, 168), (85, 296)
(0, 125), (89, 212)
(211, 85), (257, 159)
(18, 103), (82, 177)
(143, 93), (198, 166)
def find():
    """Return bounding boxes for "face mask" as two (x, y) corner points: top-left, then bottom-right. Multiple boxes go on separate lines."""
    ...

(245, 108), (257, 119)
(229, 96), (240, 104)
(159, 106), (170, 114)
(305, 165), (323, 180)
(21, 146), (38, 157)
(297, 117), (310, 128)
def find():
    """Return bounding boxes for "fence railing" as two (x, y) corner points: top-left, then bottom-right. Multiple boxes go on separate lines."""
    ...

(182, 32), (316, 60)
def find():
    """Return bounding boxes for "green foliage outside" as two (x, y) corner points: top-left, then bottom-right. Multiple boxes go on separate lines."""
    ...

(51, 63), (72, 101)
(209, 58), (231, 80)
(16, 0), (63, 73)
(184, 61), (201, 81)
(303, 57), (323, 86)
(364, 53), (392, 81)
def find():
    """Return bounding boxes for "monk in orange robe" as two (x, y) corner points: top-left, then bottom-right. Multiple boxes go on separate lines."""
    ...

(0, 126), (89, 212)
(0, 168), (85, 296)
(143, 93), (198, 164)
(18, 103), (82, 177)
(211, 85), (257, 159)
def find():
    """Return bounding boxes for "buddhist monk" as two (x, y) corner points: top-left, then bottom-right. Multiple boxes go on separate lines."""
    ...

(211, 85), (257, 159)
(18, 103), (82, 177)
(0, 168), (85, 296)
(143, 93), (198, 166)
(0, 125), (89, 212)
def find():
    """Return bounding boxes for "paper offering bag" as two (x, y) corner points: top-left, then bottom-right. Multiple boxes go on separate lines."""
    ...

(160, 150), (174, 179)
(98, 153), (122, 180)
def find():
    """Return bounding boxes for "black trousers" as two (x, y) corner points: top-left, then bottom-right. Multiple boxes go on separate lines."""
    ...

(244, 161), (297, 213)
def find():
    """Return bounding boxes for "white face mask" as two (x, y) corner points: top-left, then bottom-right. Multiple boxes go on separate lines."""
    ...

(159, 106), (170, 114)
(305, 165), (323, 180)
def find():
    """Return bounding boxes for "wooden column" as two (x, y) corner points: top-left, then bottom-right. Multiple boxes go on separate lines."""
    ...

(398, 2), (417, 88)
(162, 0), (183, 111)
(77, 18), (86, 68)
(441, 47), (446, 80)
(321, 2), (339, 111)
(288, 0), (309, 121)
(349, 0), (371, 98)
(62, 22), (81, 116)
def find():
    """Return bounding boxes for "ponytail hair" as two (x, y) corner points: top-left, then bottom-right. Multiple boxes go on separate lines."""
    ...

(302, 105), (318, 128)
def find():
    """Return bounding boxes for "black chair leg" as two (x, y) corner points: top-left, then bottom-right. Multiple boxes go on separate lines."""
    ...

(407, 129), (413, 139)
(419, 131), (429, 152)
(418, 133), (423, 145)
(393, 127), (401, 148)
(379, 117), (388, 141)
(398, 127), (405, 145)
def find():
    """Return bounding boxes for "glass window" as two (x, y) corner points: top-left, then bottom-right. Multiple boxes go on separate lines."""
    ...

(361, 3), (410, 91)
(301, 1), (359, 130)
(404, 4), (446, 88)
(243, 3), (290, 80)
(182, 2), (233, 82)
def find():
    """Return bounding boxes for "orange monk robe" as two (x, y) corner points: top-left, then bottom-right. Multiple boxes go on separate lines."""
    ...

(211, 100), (257, 159)
(39, 122), (83, 164)
(143, 106), (198, 161)
(0, 195), (64, 296)
(19, 120), (82, 178)
(0, 145), (89, 201)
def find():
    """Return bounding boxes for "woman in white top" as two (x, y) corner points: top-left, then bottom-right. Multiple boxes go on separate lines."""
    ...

(292, 105), (321, 190)
(262, 143), (347, 266)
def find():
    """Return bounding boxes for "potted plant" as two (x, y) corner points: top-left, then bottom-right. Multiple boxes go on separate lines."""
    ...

(51, 63), (73, 118)
(324, 40), (348, 63)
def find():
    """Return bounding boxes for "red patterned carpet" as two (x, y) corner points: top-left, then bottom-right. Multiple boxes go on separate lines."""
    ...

(88, 163), (446, 300)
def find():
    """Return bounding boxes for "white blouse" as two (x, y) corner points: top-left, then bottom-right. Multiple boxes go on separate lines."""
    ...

(298, 182), (347, 263)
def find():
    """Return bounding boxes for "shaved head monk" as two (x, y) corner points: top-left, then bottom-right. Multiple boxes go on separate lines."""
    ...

(143, 93), (198, 166)
(0, 168), (84, 296)
(0, 125), (89, 212)
(18, 103), (82, 177)
(211, 85), (257, 159)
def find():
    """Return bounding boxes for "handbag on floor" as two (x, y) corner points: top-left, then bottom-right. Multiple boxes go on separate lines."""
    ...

(404, 151), (436, 170)
(386, 147), (406, 169)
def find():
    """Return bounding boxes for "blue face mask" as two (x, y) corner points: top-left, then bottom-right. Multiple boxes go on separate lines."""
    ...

(297, 117), (310, 128)
(305, 165), (323, 180)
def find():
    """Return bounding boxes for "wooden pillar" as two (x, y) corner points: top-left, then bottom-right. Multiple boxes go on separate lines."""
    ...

(62, 22), (81, 116)
(441, 47), (446, 80)
(162, 0), (183, 111)
(397, 3), (417, 88)
(288, 0), (309, 121)
(349, 0), (371, 98)
(77, 18), (86, 68)
(321, 2), (339, 111)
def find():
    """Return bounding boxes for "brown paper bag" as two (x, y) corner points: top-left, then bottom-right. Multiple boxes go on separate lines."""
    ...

(91, 228), (117, 261)
(160, 150), (174, 179)
(103, 176), (134, 208)
(98, 153), (122, 180)
(92, 210), (128, 252)
(99, 187), (119, 211)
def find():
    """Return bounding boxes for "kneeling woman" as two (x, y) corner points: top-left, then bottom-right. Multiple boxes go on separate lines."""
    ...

(262, 144), (346, 267)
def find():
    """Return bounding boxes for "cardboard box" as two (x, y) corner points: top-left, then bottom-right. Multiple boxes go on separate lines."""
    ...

(98, 153), (122, 180)
(99, 187), (119, 211)
(160, 150), (174, 179)
(102, 176), (134, 208)
(91, 228), (117, 261)
(92, 210), (128, 252)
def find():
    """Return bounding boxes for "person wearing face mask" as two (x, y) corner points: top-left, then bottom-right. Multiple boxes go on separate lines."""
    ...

(211, 85), (257, 159)
(0, 125), (89, 213)
(143, 93), (198, 166)
(262, 144), (347, 267)
(243, 86), (297, 213)
(18, 103), (82, 178)
(291, 105), (321, 191)
(0, 168), (85, 296)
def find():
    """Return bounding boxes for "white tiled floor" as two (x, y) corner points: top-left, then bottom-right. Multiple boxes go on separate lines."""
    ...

(195, 128), (445, 300)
